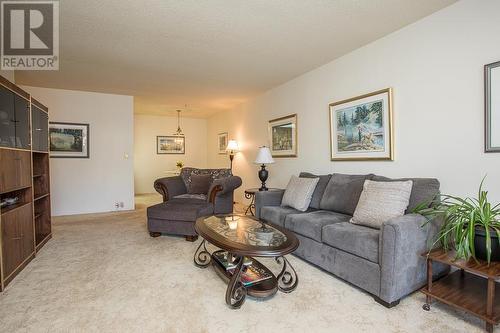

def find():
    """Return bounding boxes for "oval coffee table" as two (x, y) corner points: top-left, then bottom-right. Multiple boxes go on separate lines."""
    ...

(194, 214), (299, 309)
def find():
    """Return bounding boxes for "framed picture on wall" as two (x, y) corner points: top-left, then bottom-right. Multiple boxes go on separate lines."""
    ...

(157, 135), (185, 154)
(218, 132), (228, 154)
(485, 60), (500, 152)
(49, 122), (89, 158)
(268, 114), (297, 157)
(329, 88), (394, 161)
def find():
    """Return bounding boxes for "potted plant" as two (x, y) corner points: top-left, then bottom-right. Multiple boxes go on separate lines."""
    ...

(414, 178), (500, 264)
(176, 161), (184, 170)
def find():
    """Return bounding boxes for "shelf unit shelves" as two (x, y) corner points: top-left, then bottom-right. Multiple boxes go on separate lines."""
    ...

(0, 75), (51, 291)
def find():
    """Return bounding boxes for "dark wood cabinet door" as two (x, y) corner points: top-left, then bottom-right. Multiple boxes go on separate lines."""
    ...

(1, 204), (34, 279)
(0, 86), (15, 148)
(0, 149), (32, 193)
(14, 95), (30, 150)
(31, 106), (48, 152)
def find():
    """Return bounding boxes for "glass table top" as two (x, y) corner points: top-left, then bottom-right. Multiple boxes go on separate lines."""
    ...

(202, 215), (287, 247)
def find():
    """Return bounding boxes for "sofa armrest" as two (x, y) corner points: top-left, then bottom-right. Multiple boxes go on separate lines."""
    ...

(208, 176), (242, 203)
(153, 176), (187, 202)
(254, 189), (285, 219)
(379, 213), (445, 303)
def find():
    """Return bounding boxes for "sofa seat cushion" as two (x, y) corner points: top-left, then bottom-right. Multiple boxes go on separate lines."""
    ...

(260, 206), (305, 227)
(285, 210), (351, 242)
(147, 201), (213, 222)
(322, 222), (380, 263)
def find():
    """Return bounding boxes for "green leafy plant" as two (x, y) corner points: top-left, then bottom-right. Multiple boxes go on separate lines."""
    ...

(176, 161), (184, 169)
(414, 178), (500, 263)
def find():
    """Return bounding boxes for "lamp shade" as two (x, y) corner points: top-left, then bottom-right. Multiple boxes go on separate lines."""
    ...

(254, 146), (274, 164)
(226, 140), (239, 152)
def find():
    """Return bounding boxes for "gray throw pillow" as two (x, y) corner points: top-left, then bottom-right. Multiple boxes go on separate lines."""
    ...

(299, 172), (332, 209)
(188, 174), (212, 195)
(350, 180), (413, 229)
(281, 175), (320, 212)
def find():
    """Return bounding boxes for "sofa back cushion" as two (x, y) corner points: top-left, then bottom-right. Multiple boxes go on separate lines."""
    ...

(180, 167), (232, 191)
(299, 172), (332, 209)
(371, 175), (440, 213)
(319, 173), (374, 215)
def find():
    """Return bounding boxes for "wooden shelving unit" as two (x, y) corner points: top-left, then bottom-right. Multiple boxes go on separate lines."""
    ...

(422, 249), (500, 333)
(0, 75), (51, 291)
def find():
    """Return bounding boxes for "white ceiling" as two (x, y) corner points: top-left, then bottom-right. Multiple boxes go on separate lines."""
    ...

(15, 0), (456, 118)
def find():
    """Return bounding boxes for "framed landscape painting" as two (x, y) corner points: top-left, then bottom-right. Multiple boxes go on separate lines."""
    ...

(268, 114), (297, 157)
(218, 132), (228, 154)
(49, 122), (89, 158)
(485, 60), (500, 152)
(157, 136), (185, 154)
(329, 88), (393, 161)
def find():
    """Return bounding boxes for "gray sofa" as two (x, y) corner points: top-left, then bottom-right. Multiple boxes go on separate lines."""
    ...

(255, 172), (448, 307)
(148, 167), (242, 241)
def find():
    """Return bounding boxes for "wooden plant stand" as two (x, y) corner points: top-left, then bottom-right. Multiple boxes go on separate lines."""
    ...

(422, 249), (500, 332)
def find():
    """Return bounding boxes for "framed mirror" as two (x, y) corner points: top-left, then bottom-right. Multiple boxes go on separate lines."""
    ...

(485, 61), (500, 152)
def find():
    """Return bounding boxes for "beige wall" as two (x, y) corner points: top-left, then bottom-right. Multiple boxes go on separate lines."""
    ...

(134, 114), (208, 193)
(208, 0), (500, 203)
(21, 86), (135, 216)
(0, 70), (14, 82)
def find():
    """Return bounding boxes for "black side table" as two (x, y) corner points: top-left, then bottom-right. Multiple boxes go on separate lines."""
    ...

(244, 188), (281, 216)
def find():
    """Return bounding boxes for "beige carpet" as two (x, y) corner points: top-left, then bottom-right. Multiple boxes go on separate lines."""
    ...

(0, 197), (486, 332)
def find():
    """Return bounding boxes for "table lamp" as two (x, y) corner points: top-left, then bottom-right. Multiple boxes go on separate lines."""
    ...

(254, 146), (274, 191)
(225, 140), (239, 170)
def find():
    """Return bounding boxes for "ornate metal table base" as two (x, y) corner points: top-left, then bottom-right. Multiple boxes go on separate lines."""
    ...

(244, 191), (255, 216)
(193, 241), (299, 309)
(225, 255), (247, 308)
(276, 256), (298, 293)
(193, 239), (211, 268)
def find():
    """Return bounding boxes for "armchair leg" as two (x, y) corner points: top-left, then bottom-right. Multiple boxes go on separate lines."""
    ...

(185, 235), (198, 242)
(149, 232), (161, 238)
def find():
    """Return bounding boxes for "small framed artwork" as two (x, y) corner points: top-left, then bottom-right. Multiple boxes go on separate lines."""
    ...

(268, 114), (297, 157)
(157, 135), (185, 154)
(329, 88), (393, 161)
(485, 60), (500, 152)
(49, 122), (89, 158)
(218, 132), (228, 154)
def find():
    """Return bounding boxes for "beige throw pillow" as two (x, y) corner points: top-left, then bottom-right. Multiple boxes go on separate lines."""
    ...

(281, 175), (320, 212)
(350, 180), (413, 229)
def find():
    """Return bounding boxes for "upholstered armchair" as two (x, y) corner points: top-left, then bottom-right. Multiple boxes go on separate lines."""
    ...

(148, 168), (242, 241)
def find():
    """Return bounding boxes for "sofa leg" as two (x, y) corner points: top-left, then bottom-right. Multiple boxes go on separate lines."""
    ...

(149, 232), (161, 238)
(373, 296), (400, 308)
(185, 235), (198, 242)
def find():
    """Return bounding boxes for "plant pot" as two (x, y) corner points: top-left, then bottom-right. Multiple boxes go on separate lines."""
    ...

(474, 226), (500, 262)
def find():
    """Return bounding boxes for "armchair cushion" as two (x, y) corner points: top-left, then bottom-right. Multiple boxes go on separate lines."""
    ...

(188, 174), (212, 194)
(180, 167), (232, 192)
(153, 176), (187, 201)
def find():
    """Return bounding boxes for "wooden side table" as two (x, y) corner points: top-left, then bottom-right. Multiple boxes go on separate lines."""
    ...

(421, 249), (500, 332)
(244, 188), (281, 216)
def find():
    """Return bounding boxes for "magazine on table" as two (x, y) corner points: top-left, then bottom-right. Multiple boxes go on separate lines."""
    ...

(213, 251), (252, 270)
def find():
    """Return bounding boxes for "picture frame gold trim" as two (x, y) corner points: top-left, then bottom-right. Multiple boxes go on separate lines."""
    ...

(328, 88), (394, 161)
(485, 60), (500, 153)
(268, 113), (298, 158)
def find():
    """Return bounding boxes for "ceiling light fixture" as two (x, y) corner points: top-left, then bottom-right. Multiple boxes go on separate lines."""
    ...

(173, 108), (185, 137)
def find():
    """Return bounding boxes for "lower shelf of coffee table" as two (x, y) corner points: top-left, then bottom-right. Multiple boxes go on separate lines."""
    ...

(421, 270), (500, 324)
(212, 252), (278, 299)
